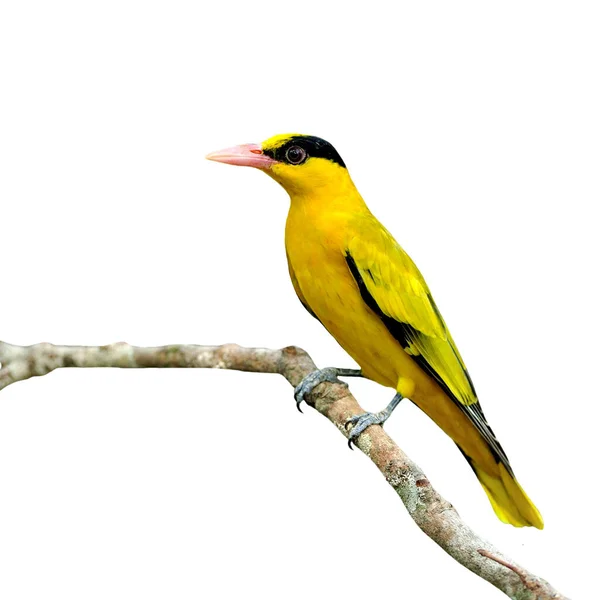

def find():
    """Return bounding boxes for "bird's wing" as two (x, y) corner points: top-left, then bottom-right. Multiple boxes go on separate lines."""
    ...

(345, 220), (511, 470)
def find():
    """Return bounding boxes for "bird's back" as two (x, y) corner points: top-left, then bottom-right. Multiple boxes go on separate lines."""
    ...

(285, 202), (543, 529)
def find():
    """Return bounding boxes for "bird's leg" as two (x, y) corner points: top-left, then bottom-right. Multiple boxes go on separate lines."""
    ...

(294, 367), (362, 412)
(345, 392), (404, 448)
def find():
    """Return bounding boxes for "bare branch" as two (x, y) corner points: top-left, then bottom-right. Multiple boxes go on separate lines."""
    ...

(0, 340), (568, 600)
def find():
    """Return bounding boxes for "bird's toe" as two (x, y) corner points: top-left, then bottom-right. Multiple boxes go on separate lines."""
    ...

(294, 367), (345, 411)
(345, 411), (386, 448)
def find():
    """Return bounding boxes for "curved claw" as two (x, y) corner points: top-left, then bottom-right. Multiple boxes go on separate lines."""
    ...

(345, 411), (386, 448)
(345, 392), (403, 448)
(294, 367), (347, 411)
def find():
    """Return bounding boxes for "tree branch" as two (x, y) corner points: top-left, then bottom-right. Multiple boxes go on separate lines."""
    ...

(0, 340), (567, 600)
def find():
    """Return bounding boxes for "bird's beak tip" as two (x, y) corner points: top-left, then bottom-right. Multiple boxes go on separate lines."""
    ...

(205, 143), (276, 169)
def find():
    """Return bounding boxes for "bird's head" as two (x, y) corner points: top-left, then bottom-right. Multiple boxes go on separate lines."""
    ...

(206, 134), (353, 197)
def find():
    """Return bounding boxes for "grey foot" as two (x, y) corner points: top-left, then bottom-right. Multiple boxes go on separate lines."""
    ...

(346, 392), (403, 448)
(294, 367), (362, 412)
(346, 411), (389, 447)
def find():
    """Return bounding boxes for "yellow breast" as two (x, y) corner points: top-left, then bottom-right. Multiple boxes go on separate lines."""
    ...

(285, 202), (415, 391)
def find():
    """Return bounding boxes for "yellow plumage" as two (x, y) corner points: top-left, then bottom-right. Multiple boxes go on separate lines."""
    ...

(207, 133), (544, 529)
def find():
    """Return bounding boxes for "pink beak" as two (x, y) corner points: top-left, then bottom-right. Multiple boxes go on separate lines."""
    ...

(205, 143), (277, 169)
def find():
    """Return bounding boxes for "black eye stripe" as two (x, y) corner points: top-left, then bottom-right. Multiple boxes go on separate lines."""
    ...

(263, 135), (346, 168)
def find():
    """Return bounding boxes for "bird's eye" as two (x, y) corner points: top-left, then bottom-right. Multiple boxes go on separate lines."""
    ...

(285, 145), (307, 165)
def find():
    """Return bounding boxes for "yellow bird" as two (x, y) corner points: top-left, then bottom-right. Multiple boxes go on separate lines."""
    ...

(207, 133), (544, 529)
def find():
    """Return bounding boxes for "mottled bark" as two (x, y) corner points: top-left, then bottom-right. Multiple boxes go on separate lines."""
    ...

(0, 340), (567, 600)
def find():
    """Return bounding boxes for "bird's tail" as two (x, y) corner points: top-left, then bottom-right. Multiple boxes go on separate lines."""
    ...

(469, 459), (544, 529)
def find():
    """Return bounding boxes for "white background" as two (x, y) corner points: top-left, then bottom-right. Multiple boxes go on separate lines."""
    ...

(0, 2), (598, 598)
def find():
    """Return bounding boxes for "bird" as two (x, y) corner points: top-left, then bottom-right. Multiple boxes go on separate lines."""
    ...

(206, 133), (544, 529)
